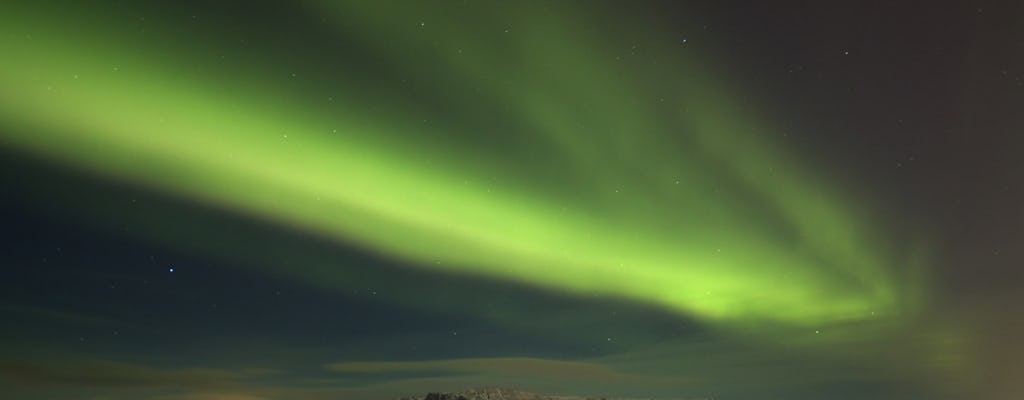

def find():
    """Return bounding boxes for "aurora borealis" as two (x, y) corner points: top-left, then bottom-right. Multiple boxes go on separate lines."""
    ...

(2, 1), (1022, 399)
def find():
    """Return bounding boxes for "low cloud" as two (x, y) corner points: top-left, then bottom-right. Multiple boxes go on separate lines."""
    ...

(327, 357), (618, 380)
(326, 356), (689, 398)
(0, 358), (245, 389)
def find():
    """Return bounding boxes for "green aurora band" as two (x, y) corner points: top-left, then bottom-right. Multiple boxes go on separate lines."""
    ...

(0, 2), (926, 331)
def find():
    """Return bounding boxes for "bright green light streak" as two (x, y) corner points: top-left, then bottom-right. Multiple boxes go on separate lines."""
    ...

(0, 3), (921, 328)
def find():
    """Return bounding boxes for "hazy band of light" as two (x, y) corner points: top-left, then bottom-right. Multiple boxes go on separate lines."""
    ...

(0, 2), (925, 330)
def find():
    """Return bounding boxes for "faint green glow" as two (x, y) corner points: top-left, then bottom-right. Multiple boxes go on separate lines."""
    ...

(0, 2), (923, 328)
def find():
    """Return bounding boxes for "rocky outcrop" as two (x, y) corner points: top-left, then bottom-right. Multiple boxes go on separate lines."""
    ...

(423, 393), (469, 400)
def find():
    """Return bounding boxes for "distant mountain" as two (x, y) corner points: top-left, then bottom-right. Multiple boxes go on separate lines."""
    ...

(398, 387), (716, 400)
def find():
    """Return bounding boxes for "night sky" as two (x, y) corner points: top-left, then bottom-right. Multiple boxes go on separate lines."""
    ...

(1, 1), (1022, 399)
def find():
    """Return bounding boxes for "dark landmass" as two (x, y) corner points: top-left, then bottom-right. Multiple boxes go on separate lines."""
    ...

(399, 387), (716, 400)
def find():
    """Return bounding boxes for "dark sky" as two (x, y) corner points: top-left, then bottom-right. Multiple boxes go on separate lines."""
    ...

(1, 1), (1022, 399)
